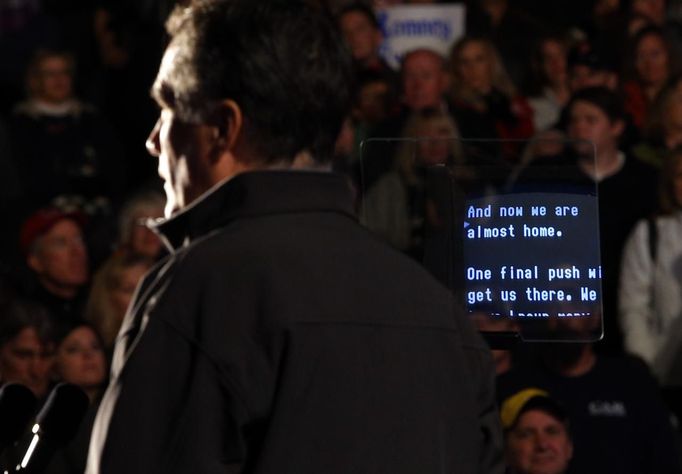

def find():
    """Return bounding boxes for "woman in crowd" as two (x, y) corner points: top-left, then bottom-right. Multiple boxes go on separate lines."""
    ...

(115, 189), (165, 260)
(449, 36), (534, 162)
(45, 322), (106, 474)
(632, 74), (682, 168)
(53, 322), (107, 402)
(361, 108), (462, 257)
(619, 147), (682, 387)
(622, 25), (679, 130)
(85, 253), (153, 351)
(525, 34), (572, 131)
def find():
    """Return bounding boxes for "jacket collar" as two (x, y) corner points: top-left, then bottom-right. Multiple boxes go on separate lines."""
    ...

(151, 170), (356, 252)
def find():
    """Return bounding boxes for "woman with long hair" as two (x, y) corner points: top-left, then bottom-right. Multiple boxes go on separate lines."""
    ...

(633, 74), (682, 168)
(53, 322), (107, 402)
(84, 253), (153, 352)
(525, 34), (572, 131)
(361, 108), (462, 257)
(449, 36), (534, 162)
(622, 25), (680, 130)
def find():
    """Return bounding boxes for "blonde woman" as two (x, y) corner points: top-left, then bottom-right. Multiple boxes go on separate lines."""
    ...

(84, 254), (153, 351)
(449, 36), (534, 162)
(361, 108), (461, 257)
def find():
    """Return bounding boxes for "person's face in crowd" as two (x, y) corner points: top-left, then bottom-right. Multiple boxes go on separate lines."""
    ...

(36, 56), (73, 104)
(55, 326), (106, 391)
(632, 0), (666, 25)
(664, 82), (682, 133)
(0, 327), (54, 398)
(569, 65), (617, 92)
(402, 51), (448, 111)
(110, 262), (149, 318)
(129, 209), (163, 258)
(541, 40), (567, 85)
(635, 33), (669, 87)
(506, 409), (573, 474)
(416, 118), (454, 166)
(339, 11), (382, 64)
(28, 219), (89, 295)
(456, 41), (493, 95)
(568, 100), (623, 156)
(147, 46), (219, 218)
(356, 80), (390, 123)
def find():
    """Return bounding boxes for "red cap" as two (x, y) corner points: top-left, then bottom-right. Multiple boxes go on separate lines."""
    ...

(20, 208), (86, 256)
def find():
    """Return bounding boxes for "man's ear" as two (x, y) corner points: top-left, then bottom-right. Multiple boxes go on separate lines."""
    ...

(211, 99), (243, 160)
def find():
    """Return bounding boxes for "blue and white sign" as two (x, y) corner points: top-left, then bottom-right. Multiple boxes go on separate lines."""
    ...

(377, 4), (466, 70)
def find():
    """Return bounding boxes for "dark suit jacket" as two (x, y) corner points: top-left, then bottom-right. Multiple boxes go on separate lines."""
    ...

(89, 171), (503, 474)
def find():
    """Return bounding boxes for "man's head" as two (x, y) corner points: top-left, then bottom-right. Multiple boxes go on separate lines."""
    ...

(401, 49), (449, 111)
(353, 71), (393, 124)
(566, 87), (625, 157)
(502, 388), (573, 474)
(0, 300), (55, 398)
(147, 0), (353, 216)
(27, 50), (75, 105)
(28, 50), (74, 105)
(338, 3), (383, 66)
(21, 209), (89, 299)
(568, 43), (618, 92)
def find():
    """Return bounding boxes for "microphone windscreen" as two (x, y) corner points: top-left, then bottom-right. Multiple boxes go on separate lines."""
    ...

(15, 384), (90, 472)
(0, 384), (37, 448)
(34, 383), (89, 444)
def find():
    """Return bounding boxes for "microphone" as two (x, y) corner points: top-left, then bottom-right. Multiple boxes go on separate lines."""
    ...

(13, 383), (89, 473)
(0, 384), (37, 453)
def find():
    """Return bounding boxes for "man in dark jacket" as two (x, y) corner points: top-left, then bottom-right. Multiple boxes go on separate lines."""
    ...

(85, 1), (503, 473)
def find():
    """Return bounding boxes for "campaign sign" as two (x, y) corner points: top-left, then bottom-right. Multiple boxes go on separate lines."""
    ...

(377, 4), (466, 70)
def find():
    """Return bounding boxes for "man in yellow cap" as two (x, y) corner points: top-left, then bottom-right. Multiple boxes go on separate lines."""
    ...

(501, 388), (573, 474)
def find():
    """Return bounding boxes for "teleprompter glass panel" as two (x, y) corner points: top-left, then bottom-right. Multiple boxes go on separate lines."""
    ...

(359, 136), (603, 343)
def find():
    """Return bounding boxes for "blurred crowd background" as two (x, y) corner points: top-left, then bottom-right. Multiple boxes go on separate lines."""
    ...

(2, 0), (682, 473)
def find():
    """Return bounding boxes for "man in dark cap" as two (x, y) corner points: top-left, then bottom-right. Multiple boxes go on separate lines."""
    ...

(567, 41), (619, 92)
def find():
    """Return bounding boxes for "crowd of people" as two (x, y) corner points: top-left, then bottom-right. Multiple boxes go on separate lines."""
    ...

(335, 2), (682, 471)
(2, 0), (682, 472)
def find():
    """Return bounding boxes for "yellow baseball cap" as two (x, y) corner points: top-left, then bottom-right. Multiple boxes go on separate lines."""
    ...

(500, 387), (567, 431)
